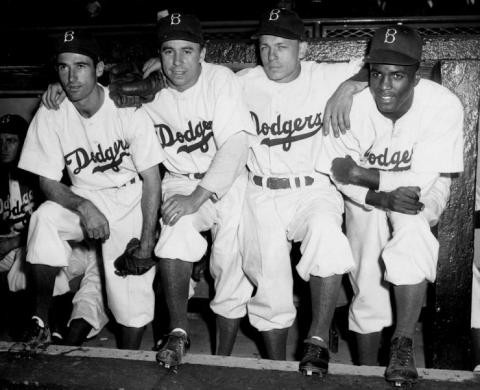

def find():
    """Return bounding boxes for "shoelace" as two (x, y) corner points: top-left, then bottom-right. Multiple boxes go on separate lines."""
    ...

(391, 341), (414, 367)
(303, 343), (325, 360)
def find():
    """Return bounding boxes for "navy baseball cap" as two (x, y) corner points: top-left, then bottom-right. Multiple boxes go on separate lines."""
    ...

(365, 25), (422, 65)
(0, 114), (29, 140)
(56, 30), (102, 62)
(252, 8), (305, 41)
(157, 13), (204, 45)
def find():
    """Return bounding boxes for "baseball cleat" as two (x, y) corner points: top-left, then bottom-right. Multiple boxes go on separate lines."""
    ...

(9, 317), (51, 358)
(156, 330), (190, 369)
(385, 336), (418, 387)
(299, 339), (329, 377)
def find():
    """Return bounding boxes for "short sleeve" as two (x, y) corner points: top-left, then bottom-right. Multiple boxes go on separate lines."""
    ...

(210, 68), (255, 147)
(128, 107), (167, 172)
(18, 106), (65, 181)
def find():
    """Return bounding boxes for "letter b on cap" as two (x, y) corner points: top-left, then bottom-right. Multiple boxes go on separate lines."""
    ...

(269, 9), (280, 21)
(171, 13), (181, 25)
(64, 31), (75, 43)
(384, 28), (397, 44)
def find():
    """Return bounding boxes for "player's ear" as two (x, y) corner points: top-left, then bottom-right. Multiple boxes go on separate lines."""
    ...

(299, 41), (307, 60)
(199, 46), (206, 62)
(414, 71), (421, 86)
(96, 61), (105, 78)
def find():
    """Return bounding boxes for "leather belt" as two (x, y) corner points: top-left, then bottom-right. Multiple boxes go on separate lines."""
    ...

(252, 175), (314, 189)
(180, 172), (206, 180)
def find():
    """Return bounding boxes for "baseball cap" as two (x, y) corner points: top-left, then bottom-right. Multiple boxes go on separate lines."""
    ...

(252, 8), (305, 41)
(56, 30), (102, 62)
(365, 25), (422, 65)
(0, 114), (29, 140)
(157, 13), (204, 45)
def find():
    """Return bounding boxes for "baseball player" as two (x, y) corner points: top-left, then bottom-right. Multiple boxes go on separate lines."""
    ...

(319, 25), (463, 386)
(12, 30), (164, 353)
(140, 13), (255, 368)
(234, 9), (366, 376)
(472, 138), (480, 372)
(0, 114), (108, 346)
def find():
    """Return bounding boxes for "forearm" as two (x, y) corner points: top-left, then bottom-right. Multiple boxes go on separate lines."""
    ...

(365, 190), (387, 209)
(190, 185), (214, 209)
(349, 165), (380, 190)
(39, 176), (89, 214)
(199, 132), (249, 199)
(138, 166), (161, 253)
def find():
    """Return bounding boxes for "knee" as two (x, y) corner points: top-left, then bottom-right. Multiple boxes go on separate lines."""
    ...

(306, 214), (341, 237)
(31, 201), (62, 226)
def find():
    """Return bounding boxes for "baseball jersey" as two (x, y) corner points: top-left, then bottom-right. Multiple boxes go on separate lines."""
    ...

(318, 78), (464, 205)
(19, 85), (165, 190)
(142, 62), (255, 176)
(0, 171), (36, 234)
(236, 60), (362, 176)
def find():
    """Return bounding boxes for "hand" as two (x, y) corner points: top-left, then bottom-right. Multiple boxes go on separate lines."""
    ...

(331, 155), (358, 184)
(77, 200), (110, 241)
(323, 81), (355, 137)
(0, 236), (19, 258)
(383, 186), (424, 214)
(41, 82), (66, 110)
(142, 57), (162, 79)
(161, 193), (202, 226)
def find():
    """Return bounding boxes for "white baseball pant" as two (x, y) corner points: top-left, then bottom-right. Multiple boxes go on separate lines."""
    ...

(155, 172), (253, 319)
(346, 202), (439, 334)
(26, 181), (155, 328)
(240, 174), (355, 332)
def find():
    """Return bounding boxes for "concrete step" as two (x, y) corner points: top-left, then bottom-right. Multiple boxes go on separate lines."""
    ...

(0, 342), (478, 390)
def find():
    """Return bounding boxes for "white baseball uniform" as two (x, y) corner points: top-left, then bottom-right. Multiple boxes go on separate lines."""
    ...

(319, 79), (464, 334)
(472, 129), (480, 329)
(18, 85), (165, 328)
(142, 62), (256, 320)
(236, 60), (361, 332)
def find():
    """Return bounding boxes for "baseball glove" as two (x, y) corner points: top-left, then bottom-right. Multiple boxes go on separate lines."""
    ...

(108, 62), (166, 108)
(114, 238), (158, 277)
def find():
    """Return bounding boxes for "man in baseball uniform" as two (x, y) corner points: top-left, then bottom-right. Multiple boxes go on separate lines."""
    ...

(0, 113), (108, 346)
(142, 13), (255, 368)
(235, 9), (365, 376)
(13, 30), (164, 352)
(319, 25), (463, 386)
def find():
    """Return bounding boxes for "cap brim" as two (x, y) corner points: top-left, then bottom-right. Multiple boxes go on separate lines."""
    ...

(158, 32), (204, 45)
(57, 48), (101, 62)
(252, 25), (303, 41)
(365, 49), (419, 65)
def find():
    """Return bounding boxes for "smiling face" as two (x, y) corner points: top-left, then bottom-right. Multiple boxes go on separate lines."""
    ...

(0, 133), (21, 164)
(369, 63), (419, 122)
(259, 35), (306, 83)
(57, 52), (104, 104)
(160, 40), (205, 92)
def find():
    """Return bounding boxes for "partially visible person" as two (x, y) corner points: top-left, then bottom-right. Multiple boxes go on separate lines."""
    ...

(319, 25), (463, 386)
(472, 127), (480, 372)
(0, 114), (36, 293)
(11, 29), (163, 354)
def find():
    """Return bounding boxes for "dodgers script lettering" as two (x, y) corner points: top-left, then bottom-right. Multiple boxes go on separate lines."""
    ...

(251, 112), (322, 151)
(364, 146), (413, 171)
(64, 139), (130, 175)
(155, 120), (213, 154)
